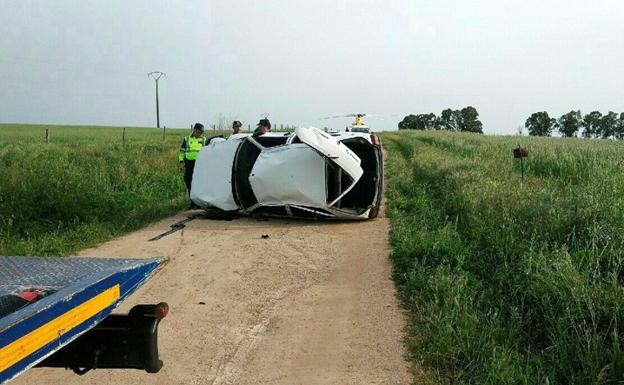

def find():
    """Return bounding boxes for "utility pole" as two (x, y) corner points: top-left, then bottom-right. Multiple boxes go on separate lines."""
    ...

(147, 71), (166, 128)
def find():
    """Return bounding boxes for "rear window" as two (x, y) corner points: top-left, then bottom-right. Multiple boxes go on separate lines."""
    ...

(326, 161), (354, 204)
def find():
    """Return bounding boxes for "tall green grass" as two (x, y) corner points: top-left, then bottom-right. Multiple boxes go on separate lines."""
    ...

(382, 131), (624, 384)
(0, 124), (228, 256)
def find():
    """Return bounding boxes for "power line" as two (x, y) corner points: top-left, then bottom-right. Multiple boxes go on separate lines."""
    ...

(147, 71), (166, 128)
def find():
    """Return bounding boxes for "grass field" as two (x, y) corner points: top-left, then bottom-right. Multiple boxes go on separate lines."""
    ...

(0, 124), (229, 256)
(382, 131), (624, 384)
(3, 124), (623, 383)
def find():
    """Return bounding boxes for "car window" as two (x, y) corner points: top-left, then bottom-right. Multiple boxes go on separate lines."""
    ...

(253, 135), (289, 148)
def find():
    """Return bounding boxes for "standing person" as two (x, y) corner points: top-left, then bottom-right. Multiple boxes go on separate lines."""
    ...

(178, 123), (207, 208)
(253, 118), (271, 137)
(232, 120), (242, 134)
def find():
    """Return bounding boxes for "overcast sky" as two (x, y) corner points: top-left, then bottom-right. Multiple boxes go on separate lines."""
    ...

(1, 0), (623, 133)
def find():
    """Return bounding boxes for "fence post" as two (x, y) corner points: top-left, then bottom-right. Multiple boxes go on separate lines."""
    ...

(163, 125), (166, 141)
(122, 127), (126, 147)
(212, 124), (216, 132)
(45, 128), (49, 143)
(247, 124), (251, 132)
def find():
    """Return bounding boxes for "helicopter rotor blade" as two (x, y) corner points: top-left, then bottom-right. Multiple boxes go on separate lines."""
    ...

(319, 113), (400, 124)
(321, 113), (398, 119)
(321, 113), (359, 119)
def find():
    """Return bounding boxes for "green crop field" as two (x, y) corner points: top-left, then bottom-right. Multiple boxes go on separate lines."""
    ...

(382, 131), (624, 384)
(2, 124), (623, 383)
(0, 124), (229, 256)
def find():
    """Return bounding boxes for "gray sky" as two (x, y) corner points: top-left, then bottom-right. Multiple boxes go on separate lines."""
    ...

(1, 0), (623, 133)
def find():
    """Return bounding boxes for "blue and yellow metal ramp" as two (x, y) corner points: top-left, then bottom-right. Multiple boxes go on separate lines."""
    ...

(0, 256), (167, 384)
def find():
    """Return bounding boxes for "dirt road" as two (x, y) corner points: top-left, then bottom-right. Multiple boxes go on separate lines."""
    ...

(13, 211), (411, 385)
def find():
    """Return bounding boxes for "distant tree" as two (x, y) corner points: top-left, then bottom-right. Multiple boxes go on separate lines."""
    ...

(557, 110), (582, 137)
(400, 107), (482, 133)
(598, 111), (618, 139)
(452, 110), (464, 131)
(438, 108), (459, 131)
(581, 111), (602, 138)
(459, 106), (483, 133)
(526, 112), (555, 136)
(419, 113), (438, 130)
(398, 113), (437, 130)
(616, 112), (624, 140)
(432, 117), (443, 130)
(398, 114), (418, 130)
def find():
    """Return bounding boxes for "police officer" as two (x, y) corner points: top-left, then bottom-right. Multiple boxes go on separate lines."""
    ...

(179, 123), (207, 208)
(253, 118), (271, 137)
(232, 120), (243, 134)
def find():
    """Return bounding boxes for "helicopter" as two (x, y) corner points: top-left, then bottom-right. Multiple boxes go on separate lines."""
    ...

(322, 113), (384, 133)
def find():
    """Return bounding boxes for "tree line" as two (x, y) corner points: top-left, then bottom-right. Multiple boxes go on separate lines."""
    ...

(398, 106), (483, 133)
(526, 110), (624, 139)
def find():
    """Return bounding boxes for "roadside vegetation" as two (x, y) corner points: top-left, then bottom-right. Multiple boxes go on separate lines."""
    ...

(524, 110), (624, 139)
(382, 131), (623, 384)
(398, 106), (483, 133)
(0, 124), (227, 256)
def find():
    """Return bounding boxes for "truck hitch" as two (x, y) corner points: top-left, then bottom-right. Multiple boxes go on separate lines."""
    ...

(36, 302), (169, 375)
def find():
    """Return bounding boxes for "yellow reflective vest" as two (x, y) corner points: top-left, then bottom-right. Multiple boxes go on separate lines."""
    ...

(178, 135), (207, 162)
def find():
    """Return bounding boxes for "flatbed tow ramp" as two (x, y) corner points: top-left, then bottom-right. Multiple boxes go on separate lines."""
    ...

(0, 256), (168, 384)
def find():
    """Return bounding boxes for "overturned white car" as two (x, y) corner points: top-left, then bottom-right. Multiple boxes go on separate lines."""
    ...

(190, 127), (383, 220)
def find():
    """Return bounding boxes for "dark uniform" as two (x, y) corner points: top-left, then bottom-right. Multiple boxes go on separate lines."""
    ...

(179, 123), (207, 206)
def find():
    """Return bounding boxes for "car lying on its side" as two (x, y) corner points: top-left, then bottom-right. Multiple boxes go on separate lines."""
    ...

(190, 126), (383, 220)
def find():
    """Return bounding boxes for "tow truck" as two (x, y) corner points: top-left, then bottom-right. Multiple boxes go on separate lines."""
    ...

(0, 256), (168, 384)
